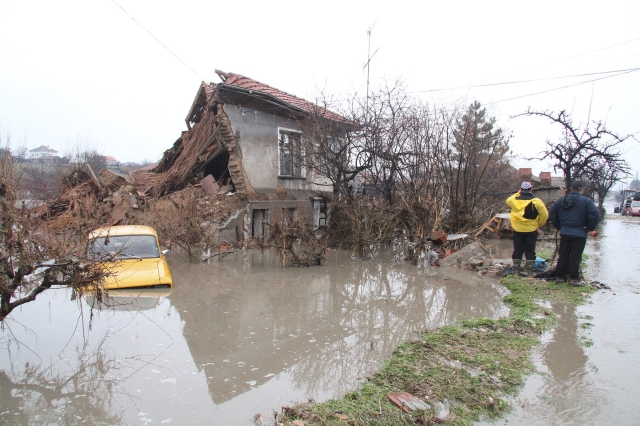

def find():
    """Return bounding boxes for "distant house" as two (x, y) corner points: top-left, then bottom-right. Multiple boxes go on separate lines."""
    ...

(104, 156), (119, 167)
(517, 168), (564, 204)
(27, 145), (58, 159)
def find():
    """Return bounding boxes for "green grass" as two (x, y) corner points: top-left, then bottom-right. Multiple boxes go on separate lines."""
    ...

(278, 276), (596, 425)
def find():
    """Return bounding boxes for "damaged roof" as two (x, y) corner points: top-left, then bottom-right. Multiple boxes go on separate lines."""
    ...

(215, 70), (346, 122)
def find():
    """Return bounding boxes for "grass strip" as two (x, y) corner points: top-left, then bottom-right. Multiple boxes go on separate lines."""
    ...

(278, 276), (595, 425)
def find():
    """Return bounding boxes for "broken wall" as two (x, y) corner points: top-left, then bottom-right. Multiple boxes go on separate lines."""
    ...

(223, 103), (332, 201)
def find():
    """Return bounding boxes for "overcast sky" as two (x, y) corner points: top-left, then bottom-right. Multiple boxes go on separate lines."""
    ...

(1, 0), (639, 181)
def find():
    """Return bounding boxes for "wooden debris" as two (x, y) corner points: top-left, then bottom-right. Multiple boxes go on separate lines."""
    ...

(85, 163), (102, 190)
(99, 168), (130, 191)
(475, 213), (511, 237)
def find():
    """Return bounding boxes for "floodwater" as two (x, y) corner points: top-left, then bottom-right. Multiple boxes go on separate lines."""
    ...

(2, 198), (638, 426)
(0, 246), (509, 425)
(479, 197), (640, 426)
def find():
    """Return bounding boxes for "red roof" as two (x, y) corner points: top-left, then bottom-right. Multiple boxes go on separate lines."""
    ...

(218, 71), (346, 122)
(137, 162), (158, 172)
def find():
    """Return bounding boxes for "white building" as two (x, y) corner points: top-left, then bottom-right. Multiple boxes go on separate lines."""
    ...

(27, 145), (58, 159)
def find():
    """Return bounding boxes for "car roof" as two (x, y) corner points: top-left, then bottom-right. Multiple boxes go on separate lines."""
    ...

(88, 225), (158, 239)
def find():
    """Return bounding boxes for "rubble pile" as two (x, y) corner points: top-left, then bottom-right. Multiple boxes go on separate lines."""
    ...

(438, 241), (511, 278)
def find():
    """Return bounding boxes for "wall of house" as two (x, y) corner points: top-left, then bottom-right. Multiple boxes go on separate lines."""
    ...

(532, 186), (562, 205)
(216, 199), (318, 245)
(222, 103), (331, 200)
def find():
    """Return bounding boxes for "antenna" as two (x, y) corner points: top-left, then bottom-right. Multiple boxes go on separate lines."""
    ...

(363, 22), (379, 115)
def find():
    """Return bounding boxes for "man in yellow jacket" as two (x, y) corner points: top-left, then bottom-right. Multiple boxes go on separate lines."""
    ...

(506, 182), (549, 276)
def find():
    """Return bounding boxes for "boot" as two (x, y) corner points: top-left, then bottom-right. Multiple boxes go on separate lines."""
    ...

(525, 260), (536, 277)
(512, 259), (524, 276)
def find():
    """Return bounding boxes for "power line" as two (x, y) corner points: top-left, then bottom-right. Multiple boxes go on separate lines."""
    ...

(487, 69), (639, 105)
(559, 51), (640, 75)
(410, 67), (640, 93)
(499, 36), (640, 78)
(110, 0), (203, 79)
(344, 66), (638, 116)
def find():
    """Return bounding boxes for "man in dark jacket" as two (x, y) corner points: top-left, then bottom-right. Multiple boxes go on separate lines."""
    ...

(548, 180), (600, 286)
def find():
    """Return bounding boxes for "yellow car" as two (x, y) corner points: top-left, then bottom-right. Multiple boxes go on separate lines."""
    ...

(86, 225), (173, 290)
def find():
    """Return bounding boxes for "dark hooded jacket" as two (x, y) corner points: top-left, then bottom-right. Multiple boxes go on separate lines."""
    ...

(549, 191), (600, 238)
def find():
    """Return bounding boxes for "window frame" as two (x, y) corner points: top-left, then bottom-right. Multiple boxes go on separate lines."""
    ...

(278, 127), (305, 178)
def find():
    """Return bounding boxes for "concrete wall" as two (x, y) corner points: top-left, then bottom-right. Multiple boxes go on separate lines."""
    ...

(224, 104), (285, 196)
(216, 199), (318, 244)
(532, 186), (562, 205)
(223, 103), (331, 200)
(218, 103), (334, 245)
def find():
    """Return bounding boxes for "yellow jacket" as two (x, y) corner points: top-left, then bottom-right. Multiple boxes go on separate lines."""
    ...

(506, 192), (549, 232)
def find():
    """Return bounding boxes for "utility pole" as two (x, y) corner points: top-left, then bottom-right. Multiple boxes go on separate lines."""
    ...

(363, 22), (379, 118)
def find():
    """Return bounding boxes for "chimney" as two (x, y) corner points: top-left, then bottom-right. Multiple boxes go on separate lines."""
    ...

(540, 172), (551, 187)
(518, 168), (532, 183)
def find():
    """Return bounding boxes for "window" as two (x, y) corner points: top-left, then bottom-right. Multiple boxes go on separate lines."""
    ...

(88, 235), (160, 260)
(278, 129), (305, 177)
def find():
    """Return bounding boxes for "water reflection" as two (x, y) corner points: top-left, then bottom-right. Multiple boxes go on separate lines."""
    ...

(542, 303), (588, 382)
(86, 288), (172, 311)
(0, 339), (126, 425)
(1, 248), (509, 425)
(169, 249), (509, 408)
(480, 200), (640, 426)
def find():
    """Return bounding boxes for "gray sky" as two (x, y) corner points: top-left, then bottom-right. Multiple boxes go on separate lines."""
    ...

(1, 0), (639, 181)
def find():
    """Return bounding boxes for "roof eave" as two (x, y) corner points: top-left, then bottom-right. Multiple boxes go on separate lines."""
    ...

(217, 83), (308, 120)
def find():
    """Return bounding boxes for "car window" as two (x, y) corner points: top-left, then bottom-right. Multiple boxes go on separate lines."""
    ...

(88, 235), (160, 260)
(632, 201), (640, 207)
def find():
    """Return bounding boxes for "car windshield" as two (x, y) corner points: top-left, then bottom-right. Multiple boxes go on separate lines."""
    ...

(632, 201), (640, 207)
(88, 235), (160, 260)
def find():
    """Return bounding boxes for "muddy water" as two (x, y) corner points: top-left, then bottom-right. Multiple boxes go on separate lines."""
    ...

(479, 197), (640, 426)
(0, 247), (509, 425)
(3, 201), (637, 426)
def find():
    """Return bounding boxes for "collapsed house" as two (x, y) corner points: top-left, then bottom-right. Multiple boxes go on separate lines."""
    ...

(131, 70), (345, 243)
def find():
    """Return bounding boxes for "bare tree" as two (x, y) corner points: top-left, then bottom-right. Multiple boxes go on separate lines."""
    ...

(301, 95), (373, 198)
(302, 86), (513, 258)
(1, 143), (106, 322)
(518, 108), (632, 190)
(576, 158), (629, 211)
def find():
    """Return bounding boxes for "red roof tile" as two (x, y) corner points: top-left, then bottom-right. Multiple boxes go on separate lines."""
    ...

(137, 163), (158, 172)
(219, 72), (346, 122)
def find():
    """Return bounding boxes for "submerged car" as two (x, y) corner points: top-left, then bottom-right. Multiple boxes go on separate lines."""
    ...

(87, 225), (172, 290)
(630, 201), (640, 217)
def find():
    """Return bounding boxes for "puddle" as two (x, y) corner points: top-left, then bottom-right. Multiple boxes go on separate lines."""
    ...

(478, 198), (640, 425)
(0, 247), (508, 425)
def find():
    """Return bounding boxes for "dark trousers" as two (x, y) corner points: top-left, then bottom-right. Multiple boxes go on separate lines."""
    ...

(512, 230), (538, 260)
(555, 235), (587, 279)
